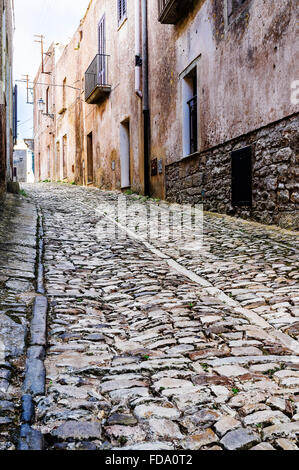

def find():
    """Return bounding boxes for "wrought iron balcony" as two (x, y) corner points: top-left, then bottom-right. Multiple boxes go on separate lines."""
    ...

(158, 0), (194, 24)
(85, 54), (111, 104)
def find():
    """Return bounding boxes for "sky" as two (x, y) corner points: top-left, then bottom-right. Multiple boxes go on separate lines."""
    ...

(14, 0), (91, 140)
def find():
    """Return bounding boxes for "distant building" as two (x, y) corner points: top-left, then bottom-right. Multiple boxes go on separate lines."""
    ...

(34, 0), (299, 229)
(13, 139), (34, 183)
(0, 0), (16, 204)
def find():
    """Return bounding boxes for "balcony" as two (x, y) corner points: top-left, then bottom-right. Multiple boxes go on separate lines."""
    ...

(85, 54), (111, 104)
(158, 0), (194, 24)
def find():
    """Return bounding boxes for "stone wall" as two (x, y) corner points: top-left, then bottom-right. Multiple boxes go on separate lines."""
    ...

(0, 105), (6, 204)
(166, 113), (299, 230)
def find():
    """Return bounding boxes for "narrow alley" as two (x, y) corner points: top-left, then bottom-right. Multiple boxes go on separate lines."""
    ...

(0, 184), (298, 451)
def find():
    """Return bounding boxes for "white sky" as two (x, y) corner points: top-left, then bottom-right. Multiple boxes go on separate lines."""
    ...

(14, 0), (91, 139)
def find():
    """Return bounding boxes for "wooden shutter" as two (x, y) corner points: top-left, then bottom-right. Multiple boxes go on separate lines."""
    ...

(118, 0), (127, 24)
(122, 0), (127, 17)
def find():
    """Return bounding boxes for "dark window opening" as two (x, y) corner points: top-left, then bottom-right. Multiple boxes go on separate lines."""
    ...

(187, 68), (198, 155)
(231, 146), (252, 206)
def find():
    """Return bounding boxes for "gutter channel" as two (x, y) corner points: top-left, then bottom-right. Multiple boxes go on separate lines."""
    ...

(18, 206), (47, 450)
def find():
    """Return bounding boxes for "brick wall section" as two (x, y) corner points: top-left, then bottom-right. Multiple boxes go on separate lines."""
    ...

(166, 113), (299, 230)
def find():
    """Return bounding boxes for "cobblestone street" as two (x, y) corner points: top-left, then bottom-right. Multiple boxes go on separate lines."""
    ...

(0, 183), (299, 451)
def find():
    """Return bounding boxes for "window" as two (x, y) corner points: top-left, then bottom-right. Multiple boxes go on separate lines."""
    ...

(118, 0), (127, 26)
(227, 0), (247, 24)
(63, 135), (67, 179)
(182, 67), (198, 157)
(231, 146), (253, 206)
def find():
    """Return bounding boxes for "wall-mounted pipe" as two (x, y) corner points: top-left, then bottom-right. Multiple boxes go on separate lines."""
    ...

(135, 0), (142, 98)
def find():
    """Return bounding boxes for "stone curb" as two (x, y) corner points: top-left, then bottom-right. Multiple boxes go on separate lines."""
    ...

(19, 208), (47, 451)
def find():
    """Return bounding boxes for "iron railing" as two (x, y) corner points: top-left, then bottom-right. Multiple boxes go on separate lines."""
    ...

(187, 96), (198, 155)
(85, 54), (110, 101)
(158, 0), (175, 22)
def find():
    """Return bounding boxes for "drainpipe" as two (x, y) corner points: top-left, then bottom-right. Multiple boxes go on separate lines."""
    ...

(142, 0), (150, 196)
(135, 0), (142, 98)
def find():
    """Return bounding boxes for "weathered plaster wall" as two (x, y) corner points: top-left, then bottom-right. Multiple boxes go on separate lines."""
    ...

(34, 44), (61, 181)
(55, 34), (81, 183)
(38, 0), (145, 192)
(0, 104), (6, 203)
(79, 0), (144, 191)
(155, 0), (299, 227)
(150, 0), (298, 168)
(0, 0), (14, 203)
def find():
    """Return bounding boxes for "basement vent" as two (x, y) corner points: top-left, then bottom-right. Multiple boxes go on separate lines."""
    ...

(231, 146), (253, 207)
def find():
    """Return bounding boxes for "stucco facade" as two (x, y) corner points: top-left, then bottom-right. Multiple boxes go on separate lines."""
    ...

(0, 0), (15, 204)
(34, 0), (299, 228)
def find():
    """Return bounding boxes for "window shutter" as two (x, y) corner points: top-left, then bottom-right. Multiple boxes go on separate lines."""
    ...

(118, 0), (127, 24)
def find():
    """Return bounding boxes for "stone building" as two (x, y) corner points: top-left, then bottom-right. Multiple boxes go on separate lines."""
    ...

(33, 42), (64, 182)
(0, 0), (16, 204)
(35, 0), (146, 192)
(160, 0), (299, 229)
(34, 0), (299, 228)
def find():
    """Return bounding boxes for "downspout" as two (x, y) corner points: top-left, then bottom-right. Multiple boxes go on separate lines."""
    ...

(141, 0), (150, 196)
(135, 0), (142, 98)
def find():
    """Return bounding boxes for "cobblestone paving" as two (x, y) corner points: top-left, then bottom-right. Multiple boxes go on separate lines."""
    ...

(9, 184), (299, 449)
(0, 194), (37, 450)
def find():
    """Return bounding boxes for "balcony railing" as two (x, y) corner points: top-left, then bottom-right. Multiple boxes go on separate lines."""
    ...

(158, 0), (194, 24)
(85, 54), (111, 104)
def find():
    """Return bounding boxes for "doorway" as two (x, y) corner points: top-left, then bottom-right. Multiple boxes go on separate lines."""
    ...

(62, 135), (67, 179)
(56, 141), (60, 180)
(231, 146), (253, 207)
(87, 132), (94, 183)
(47, 145), (50, 179)
(182, 66), (198, 156)
(120, 120), (131, 189)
